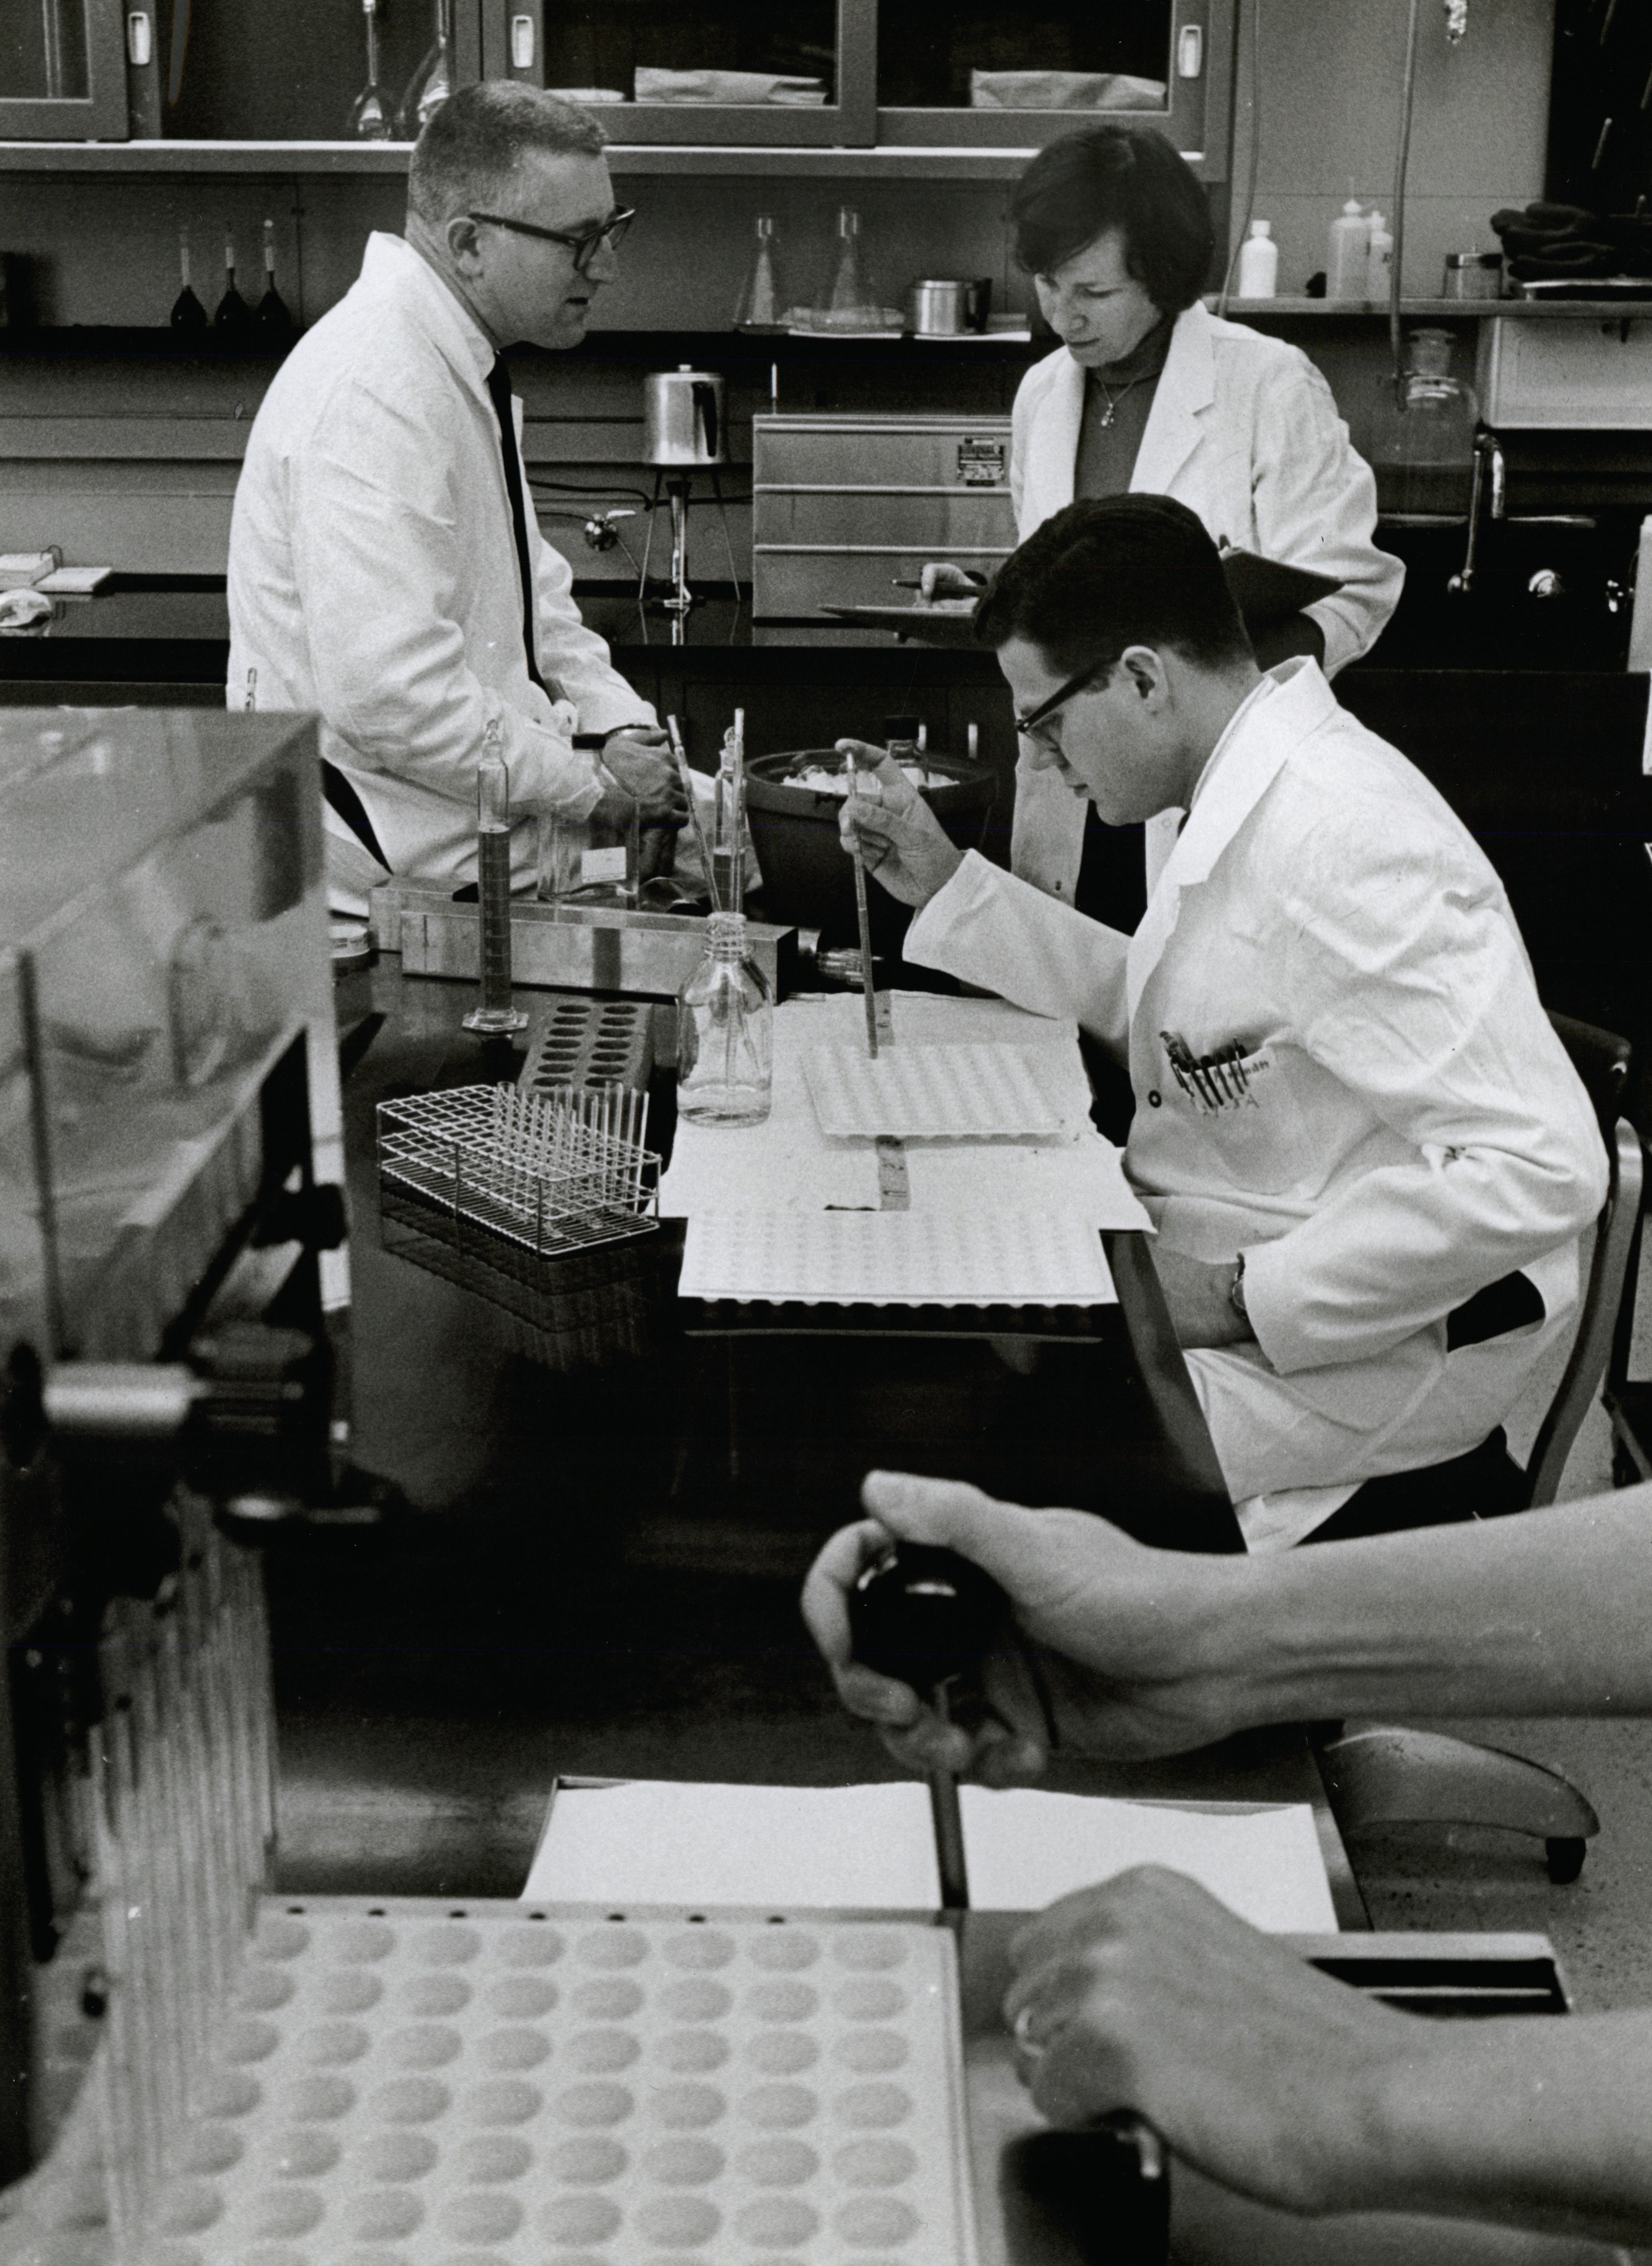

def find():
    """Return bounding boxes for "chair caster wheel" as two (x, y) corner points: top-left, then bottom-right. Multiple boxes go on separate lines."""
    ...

(1545, 1836), (1587, 1884)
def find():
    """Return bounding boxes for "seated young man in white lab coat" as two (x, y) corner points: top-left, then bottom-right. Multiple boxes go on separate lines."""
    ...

(228, 83), (683, 916)
(837, 496), (1606, 1548)
(802, 1468), (1652, 2249)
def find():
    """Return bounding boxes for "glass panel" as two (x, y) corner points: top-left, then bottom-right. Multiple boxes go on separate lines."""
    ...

(879, 0), (1172, 112)
(540, 0), (837, 109)
(0, 0), (92, 102)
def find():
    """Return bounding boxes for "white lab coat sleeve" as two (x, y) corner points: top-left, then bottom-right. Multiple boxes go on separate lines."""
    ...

(1239, 804), (1607, 1377)
(903, 851), (1131, 1053)
(1249, 349), (1404, 675)
(530, 517), (658, 738)
(287, 384), (603, 820)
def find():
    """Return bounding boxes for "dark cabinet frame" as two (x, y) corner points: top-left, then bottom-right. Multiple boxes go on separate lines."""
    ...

(0, 0), (130, 141)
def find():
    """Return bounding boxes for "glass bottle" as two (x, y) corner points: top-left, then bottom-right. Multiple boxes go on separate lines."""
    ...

(677, 911), (773, 1127)
(347, 0), (392, 140)
(537, 770), (641, 908)
(170, 225), (207, 332)
(255, 220), (295, 343)
(398, 0), (454, 138)
(214, 227), (253, 339)
(734, 216), (783, 330)
(1368, 329), (1479, 520)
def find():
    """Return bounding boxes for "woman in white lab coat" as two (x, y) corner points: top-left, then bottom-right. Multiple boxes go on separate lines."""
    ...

(929, 129), (1403, 926)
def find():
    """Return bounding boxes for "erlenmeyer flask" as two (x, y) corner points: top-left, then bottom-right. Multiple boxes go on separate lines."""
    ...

(734, 216), (783, 330)
(347, 0), (391, 139)
(814, 207), (876, 330)
(398, 0), (454, 138)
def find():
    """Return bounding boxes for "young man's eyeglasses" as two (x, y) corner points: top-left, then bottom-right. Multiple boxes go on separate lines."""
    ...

(1013, 658), (1109, 752)
(468, 207), (636, 276)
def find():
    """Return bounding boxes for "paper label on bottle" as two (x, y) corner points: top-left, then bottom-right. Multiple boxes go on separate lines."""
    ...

(580, 846), (630, 884)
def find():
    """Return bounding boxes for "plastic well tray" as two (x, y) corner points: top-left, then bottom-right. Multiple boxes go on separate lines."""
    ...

(138, 1897), (980, 2266)
(802, 1045), (1062, 1141)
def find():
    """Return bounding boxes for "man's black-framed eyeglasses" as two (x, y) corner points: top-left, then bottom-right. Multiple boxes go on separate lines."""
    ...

(1013, 658), (1110, 750)
(468, 206), (636, 275)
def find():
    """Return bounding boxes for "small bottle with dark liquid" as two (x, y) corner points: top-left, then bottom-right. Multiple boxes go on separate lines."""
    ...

(214, 227), (254, 340)
(170, 225), (207, 332)
(256, 219), (296, 344)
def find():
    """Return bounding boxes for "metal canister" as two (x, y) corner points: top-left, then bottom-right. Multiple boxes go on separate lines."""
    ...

(1442, 252), (1504, 301)
(643, 365), (727, 466)
(907, 280), (969, 335)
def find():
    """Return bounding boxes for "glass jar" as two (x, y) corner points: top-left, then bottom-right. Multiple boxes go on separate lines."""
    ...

(677, 911), (773, 1127)
(1367, 329), (1480, 521)
(538, 796), (640, 908)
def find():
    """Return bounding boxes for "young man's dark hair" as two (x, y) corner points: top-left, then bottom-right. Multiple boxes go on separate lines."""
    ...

(1009, 127), (1215, 313)
(974, 495), (1253, 680)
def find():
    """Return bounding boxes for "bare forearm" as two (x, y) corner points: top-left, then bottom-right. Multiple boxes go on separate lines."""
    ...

(1367, 2012), (1652, 2243)
(1217, 1486), (1652, 1726)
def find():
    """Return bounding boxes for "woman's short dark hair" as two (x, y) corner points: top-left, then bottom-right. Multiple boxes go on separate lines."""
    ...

(1010, 127), (1214, 312)
(974, 496), (1251, 677)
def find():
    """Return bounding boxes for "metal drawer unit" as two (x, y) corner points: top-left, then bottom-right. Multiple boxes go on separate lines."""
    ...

(752, 412), (1017, 620)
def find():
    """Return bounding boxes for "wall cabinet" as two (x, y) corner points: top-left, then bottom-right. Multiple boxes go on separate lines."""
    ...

(0, 0), (1231, 178)
(0, 0), (127, 139)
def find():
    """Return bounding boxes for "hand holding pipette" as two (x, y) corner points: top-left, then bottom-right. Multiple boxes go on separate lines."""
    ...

(834, 738), (964, 911)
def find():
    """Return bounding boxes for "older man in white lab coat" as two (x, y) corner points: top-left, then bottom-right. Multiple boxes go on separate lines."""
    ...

(840, 498), (1605, 1547)
(229, 83), (680, 916)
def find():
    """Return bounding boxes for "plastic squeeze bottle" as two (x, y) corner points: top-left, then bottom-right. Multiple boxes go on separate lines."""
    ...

(1329, 199), (1370, 300)
(1366, 212), (1395, 301)
(1236, 219), (1279, 299)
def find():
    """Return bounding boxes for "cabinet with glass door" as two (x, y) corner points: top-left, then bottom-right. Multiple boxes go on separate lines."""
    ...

(1, 0), (486, 142)
(482, 0), (872, 146)
(874, 0), (1231, 166)
(488, 0), (1228, 169)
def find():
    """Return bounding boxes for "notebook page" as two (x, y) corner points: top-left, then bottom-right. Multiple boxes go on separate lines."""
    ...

(523, 1780), (941, 1908)
(959, 1786), (1337, 1930)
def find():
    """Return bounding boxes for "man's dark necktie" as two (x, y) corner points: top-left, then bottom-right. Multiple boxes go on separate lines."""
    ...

(486, 353), (549, 693)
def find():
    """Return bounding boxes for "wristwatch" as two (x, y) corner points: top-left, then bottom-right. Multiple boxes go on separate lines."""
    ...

(1229, 1251), (1248, 1322)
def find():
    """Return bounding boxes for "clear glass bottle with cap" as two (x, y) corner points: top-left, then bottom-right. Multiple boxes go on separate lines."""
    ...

(1368, 328), (1479, 520)
(677, 912), (773, 1127)
(735, 216), (784, 330)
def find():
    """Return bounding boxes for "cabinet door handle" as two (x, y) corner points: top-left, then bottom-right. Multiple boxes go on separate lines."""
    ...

(126, 9), (153, 66)
(511, 14), (535, 69)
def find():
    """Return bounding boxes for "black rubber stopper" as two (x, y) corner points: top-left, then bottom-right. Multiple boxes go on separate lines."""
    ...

(847, 1541), (1007, 1690)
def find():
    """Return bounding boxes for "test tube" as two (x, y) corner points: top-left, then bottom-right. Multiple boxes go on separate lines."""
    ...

(463, 718), (529, 1035)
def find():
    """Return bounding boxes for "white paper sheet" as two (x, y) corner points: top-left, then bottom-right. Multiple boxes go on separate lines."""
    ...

(678, 1207), (1117, 1307)
(659, 993), (1151, 1232)
(523, 1779), (1337, 1934)
(522, 1780), (940, 1908)
(958, 1786), (1338, 1930)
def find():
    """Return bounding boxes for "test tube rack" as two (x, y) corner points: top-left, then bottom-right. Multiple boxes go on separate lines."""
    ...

(375, 1085), (667, 1370)
(520, 999), (655, 1101)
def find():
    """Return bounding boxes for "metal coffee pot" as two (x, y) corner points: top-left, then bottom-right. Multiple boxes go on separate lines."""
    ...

(643, 365), (727, 466)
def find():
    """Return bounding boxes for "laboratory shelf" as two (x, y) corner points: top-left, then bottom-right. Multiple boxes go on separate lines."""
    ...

(0, 139), (1048, 179)
(1207, 296), (1652, 321)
